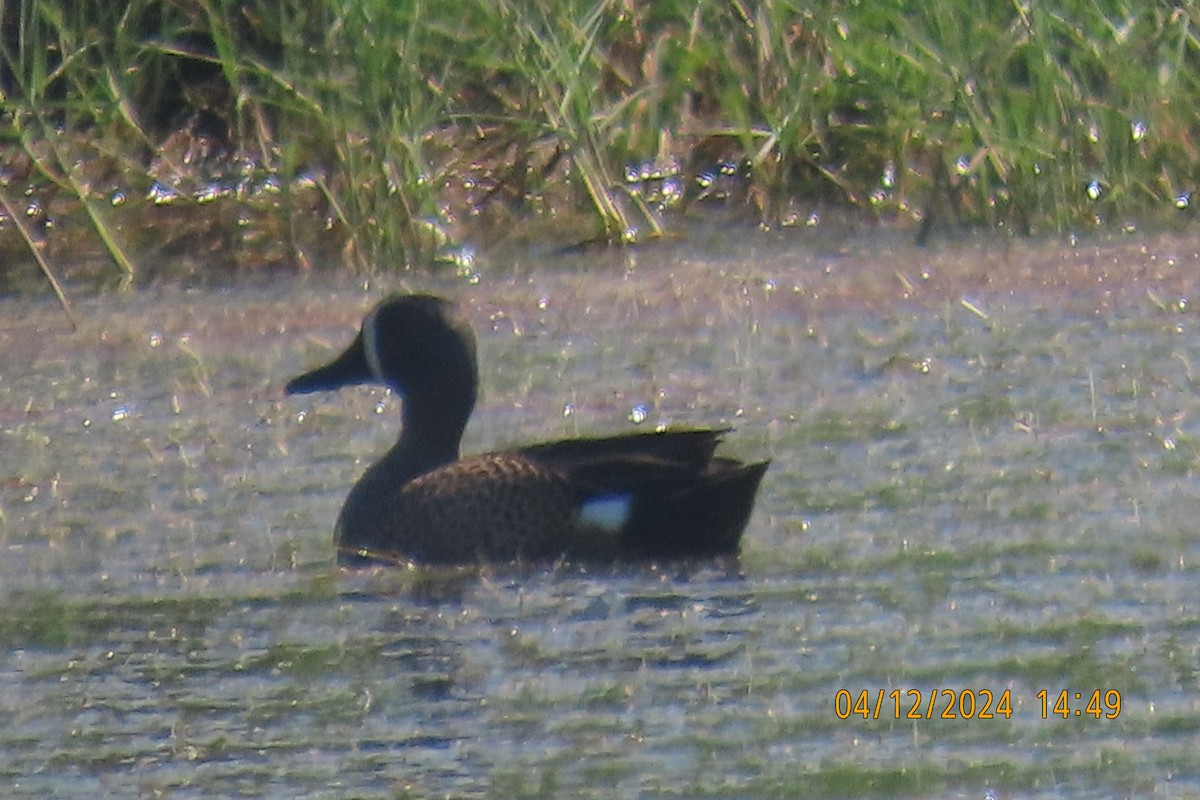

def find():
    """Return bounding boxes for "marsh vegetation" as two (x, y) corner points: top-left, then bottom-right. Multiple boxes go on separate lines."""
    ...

(4, 1), (1200, 288)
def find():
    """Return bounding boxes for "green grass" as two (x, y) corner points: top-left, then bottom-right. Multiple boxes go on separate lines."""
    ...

(4, 0), (1200, 280)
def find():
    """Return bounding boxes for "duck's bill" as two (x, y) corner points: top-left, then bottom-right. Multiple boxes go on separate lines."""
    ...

(286, 333), (371, 394)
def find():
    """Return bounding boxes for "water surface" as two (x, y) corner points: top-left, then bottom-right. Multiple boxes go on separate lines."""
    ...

(3, 227), (1200, 797)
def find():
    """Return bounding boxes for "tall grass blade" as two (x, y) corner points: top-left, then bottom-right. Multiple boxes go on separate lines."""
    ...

(0, 183), (77, 329)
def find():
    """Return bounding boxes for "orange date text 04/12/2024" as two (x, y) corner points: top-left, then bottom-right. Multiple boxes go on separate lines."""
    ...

(833, 689), (1123, 721)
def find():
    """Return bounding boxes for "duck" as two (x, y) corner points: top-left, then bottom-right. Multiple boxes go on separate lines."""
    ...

(286, 294), (769, 566)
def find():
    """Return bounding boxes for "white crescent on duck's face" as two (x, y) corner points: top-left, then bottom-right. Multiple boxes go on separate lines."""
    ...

(362, 304), (386, 384)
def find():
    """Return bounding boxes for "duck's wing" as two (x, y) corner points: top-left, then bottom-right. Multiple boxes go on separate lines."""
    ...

(518, 429), (769, 557)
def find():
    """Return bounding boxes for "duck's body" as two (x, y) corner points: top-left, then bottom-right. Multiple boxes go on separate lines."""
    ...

(287, 294), (768, 566)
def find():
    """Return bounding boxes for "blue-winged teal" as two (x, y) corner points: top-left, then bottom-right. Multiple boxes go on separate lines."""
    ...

(287, 294), (769, 566)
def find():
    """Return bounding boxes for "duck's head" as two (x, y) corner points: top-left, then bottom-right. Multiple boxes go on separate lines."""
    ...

(286, 294), (479, 420)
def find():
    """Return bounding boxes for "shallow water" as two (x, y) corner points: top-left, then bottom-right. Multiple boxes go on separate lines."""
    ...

(3, 226), (1200, 798)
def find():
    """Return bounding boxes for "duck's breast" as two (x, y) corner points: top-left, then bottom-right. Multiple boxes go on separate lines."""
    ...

(389, 453), (588, 563)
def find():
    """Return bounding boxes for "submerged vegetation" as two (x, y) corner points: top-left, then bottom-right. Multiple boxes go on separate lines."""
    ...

(3, 1), (1200, 283)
